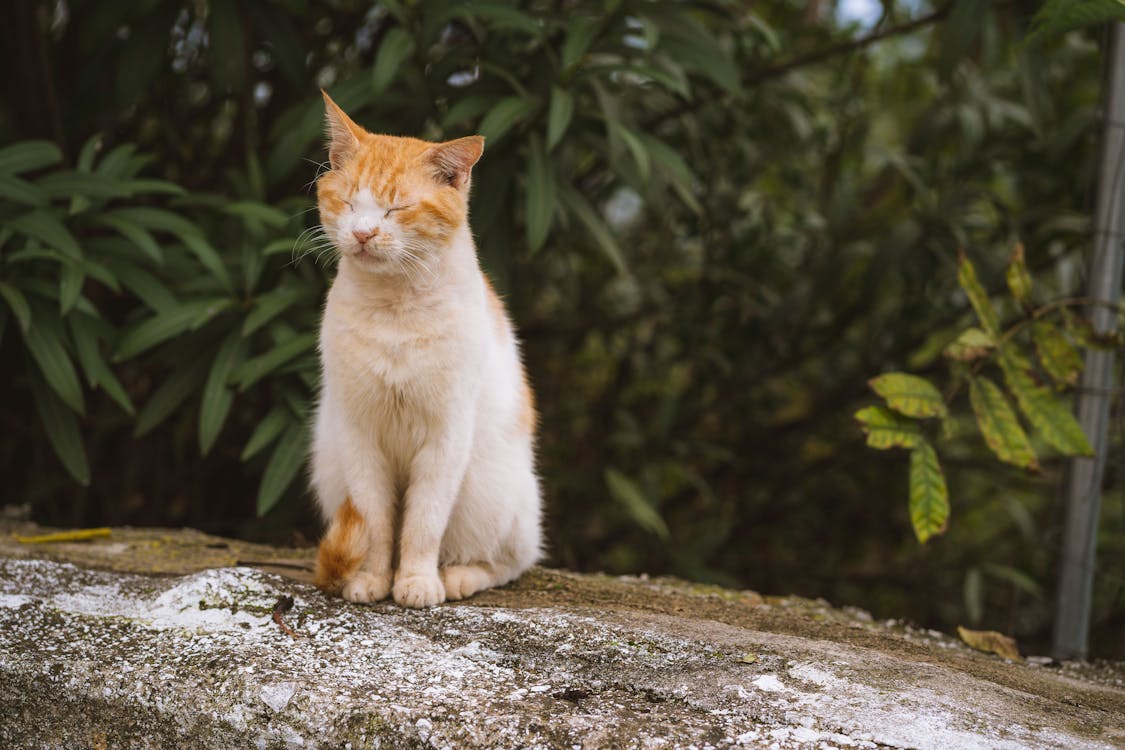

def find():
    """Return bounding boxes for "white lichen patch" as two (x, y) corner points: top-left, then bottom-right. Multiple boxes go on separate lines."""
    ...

(0, 558), (1119, 750)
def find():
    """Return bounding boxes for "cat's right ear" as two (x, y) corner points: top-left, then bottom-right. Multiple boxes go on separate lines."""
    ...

(322, 90), (365, 170)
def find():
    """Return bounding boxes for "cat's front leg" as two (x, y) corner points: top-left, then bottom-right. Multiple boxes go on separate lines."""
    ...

(338, 435), (397, 603)
(393, 428), (472, 608)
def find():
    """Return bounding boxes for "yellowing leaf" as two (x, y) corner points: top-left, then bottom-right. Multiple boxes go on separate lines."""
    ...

(957, 626), (1021, 661)
(1005, 243), (1034, 309)
(854, 406), (922, 450)
(943, 327), (995, 361)
(968, 376), (1039, 470)
(998, 350), (1094, 456)
(1031, 321), (1083, 387)
(14, 527), (110, 544)
(869, 373), (948, 418)
(957, 253), (1000, 336)
(909, 441), (949, 543)
(1062, 309), (1122, 351)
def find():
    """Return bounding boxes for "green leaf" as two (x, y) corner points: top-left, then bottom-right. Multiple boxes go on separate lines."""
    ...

(95, 144), (140, 179)
(607, 121), (651, 183)
(222, 201), (289, 228)
(478, 96), (537, 145)
(943, 327), (995, 361)
(652, 12), (741, 94)
(371, 26), (415, 94)
(604, 467), (670, 540)
(546, 86), (574, 151)
(69, 314), (134, 415)
(637, 133), (701, 213)
(124, 178), (187, 196)
(1031, 321), (1083, 387)
(208, 0), (245, 93)
(999, 350), (1094, 456)
(460, 3), (543, 37)
(76, 135), (101, 173)
(104, 206), (200, 237)
(23, 311), (85, 415)
(909, 441), (949, 544)
(0, 175), (48, 206)
(36, 170), (133, 200)
(242, 286), (307, 336)
(0, 282), (32, 333)
(981, 562), (1044, 599)
(179, 233), (234, 291)
(241, 406), (290, 461)
(939, 0), (989, 78)
(115, 9), (174, 105)
(58, 263), (84, 315)
(1026, 0), (1125, 46)
(968, 376), (1039, 470)
(854, 406), (923, 450)
(116, 298), (232, 360)
(6, 210), (82, 259)
(29, 377), (89, 485)
(0, 141), (62, 175)
(868, 372), (947, 418)
(134, 358), (210, 437)
(230, 333), (317, 391)
(1005, 243), (1033, 309)
(199, 330), (246, 455)
(557, 182), (626, 273)
(257, 423), (307, 516)
(562, 16), (600, 69)
(525, 137), (555, 254)
(111, 264), (178, 312)
(95, 215), (164, 265)
(957, 253), (1001, 336)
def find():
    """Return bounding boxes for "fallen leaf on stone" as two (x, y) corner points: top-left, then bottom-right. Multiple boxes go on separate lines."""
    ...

(957, 626), (1020, 661)
(13, 527), (111, 544)
(735, 653), (758, 664)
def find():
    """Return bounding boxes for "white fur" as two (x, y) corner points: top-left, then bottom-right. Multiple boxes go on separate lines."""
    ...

(310, 214), (541, 608)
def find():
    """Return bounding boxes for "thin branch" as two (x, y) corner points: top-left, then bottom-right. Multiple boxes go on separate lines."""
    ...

(743, 5), (952, 87)
(646, 5), (952, 130)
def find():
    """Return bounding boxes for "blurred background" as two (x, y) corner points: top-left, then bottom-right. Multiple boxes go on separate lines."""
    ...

(1, 0), (1122, 657)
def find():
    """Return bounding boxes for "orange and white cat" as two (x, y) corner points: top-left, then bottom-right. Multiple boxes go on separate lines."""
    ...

(309, 91), (541, 607)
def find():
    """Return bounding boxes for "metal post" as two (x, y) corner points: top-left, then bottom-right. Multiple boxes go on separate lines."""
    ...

(1053, 23), (1125, 662)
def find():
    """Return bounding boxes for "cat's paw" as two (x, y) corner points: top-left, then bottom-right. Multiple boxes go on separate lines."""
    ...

(440, 564), (493, 601)
(341, 571), (392, 603)
(393, 573), (445, 608)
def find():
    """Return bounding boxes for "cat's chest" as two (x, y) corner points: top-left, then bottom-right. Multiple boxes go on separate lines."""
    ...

(321, 301), (463, 403)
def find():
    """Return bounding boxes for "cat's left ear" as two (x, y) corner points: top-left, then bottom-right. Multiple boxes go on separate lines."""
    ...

(425, 136), (485, 189)
(322, 90), (367, 170)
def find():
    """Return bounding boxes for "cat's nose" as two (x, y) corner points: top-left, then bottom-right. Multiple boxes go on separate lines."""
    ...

(352, 228), (377, 244)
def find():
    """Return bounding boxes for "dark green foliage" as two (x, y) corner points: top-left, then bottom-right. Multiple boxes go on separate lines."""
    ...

(2, 0), (1124, 656)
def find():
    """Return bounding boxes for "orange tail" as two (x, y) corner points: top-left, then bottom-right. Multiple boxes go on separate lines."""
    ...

(313, 497), (369, 593)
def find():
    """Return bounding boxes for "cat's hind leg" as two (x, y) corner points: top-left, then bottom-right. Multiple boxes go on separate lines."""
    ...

(439, 455), (542, 601)
(440, 563), (496, 601)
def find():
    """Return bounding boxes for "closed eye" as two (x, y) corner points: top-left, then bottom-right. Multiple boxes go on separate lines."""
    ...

(384, 204), (413, 218)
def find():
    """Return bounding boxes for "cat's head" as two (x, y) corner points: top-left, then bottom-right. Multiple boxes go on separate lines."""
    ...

(316, 91), (484, 274)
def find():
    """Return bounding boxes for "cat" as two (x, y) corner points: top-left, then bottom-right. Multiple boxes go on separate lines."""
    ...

(308, 91), (542, 608)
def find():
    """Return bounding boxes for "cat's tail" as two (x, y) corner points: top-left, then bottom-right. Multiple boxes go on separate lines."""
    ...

(313, 497), (369, 593)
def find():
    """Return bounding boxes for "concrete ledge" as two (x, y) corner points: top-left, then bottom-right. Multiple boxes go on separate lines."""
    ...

(0, 525), (1123, 749)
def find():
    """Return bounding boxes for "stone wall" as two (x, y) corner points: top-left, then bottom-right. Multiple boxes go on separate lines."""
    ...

(1, 523), (1122, 749)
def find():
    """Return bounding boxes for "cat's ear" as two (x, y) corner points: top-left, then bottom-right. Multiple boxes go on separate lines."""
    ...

(322, 90), (366, 170)
(425, 136), (485, 189)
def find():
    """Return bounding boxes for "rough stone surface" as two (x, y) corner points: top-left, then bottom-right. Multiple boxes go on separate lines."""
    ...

(1, 523), (1123, 749)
